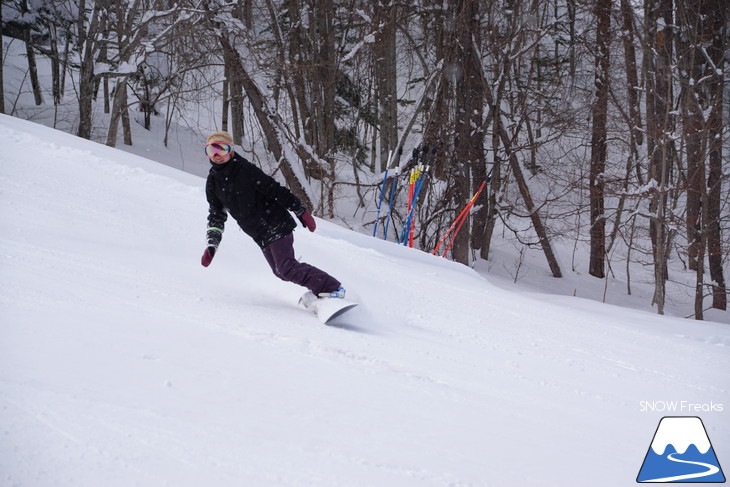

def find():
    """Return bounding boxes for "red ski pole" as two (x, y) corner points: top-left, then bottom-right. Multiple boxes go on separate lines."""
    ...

(441, 206), (473, 257)
(433, 181), (486, 257)
(432, 201), (471, 255)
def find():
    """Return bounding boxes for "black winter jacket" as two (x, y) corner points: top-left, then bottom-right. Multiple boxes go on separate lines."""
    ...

(206, 153), (306, 249)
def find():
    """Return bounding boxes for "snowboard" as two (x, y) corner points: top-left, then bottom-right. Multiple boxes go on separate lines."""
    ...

(299, 292), (358, 324)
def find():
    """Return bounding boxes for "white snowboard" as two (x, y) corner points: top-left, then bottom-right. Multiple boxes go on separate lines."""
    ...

(299, 292), (358, 324)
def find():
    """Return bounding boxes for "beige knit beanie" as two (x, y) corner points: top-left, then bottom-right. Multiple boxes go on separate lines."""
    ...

(206, 131), (234, 145)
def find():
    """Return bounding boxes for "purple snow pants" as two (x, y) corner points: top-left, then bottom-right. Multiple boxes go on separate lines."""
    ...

(262, 233), (341, 296)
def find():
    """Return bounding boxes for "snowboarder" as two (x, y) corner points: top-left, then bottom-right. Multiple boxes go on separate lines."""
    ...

(200, 131), (345, 303)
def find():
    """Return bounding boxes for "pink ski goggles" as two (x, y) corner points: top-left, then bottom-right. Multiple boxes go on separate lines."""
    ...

(204, 142), (233, 158)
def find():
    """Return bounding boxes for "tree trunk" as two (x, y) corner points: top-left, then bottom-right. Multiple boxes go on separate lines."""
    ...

(100, 44), (110, 114)
(60, 30), (71, 97)
(567, 0), (576, 78)
(233, 0), (253, 28)
(619, 0), (643, 147)
(78, 51), (96, 139)
(77, 2), (101, 140)
(121, 84), (132, 146)
(106, 78), (127, 147)
(230, 78), (244, 146)
(49, 24), (61, 105)
(703, 0), (727, 310)
(21, 2), (43, 106)
(480, 102), (502, 261)
(287, 0), (315, 172)
(457, 2), (486, 258)
(588, 0), (610, 279)
(503, 127), (563, 278)
(314, 0), (337, 217)
(645, 0), (674, 314)
(706, 105), (726, 310)
(106, 77), (132, 147)
(105, 0), (138, 147)
(680, 52), (705, 314)
(222, 64), (229, 132)
(694, 199), (706, 320)
(422, 0), (485, 265)
(374, 0), (398, 173)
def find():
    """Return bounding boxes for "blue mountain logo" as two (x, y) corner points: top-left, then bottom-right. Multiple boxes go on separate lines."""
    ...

(637, 416), (725, 483)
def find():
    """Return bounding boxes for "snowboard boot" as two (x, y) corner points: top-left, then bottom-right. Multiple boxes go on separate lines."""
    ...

(298, 291), (319, 310)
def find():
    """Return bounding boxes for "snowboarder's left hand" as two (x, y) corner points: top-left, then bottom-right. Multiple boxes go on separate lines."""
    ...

(298, 210), (316, 232)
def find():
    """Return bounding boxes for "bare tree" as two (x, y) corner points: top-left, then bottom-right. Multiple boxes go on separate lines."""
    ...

(17, 0), (44, 106)
(588, 0), (610, 278)
(213, 24), (314, 209)
(479, 0), (563, 278)
(106, 0), (134, 147)
(704, 2), (727, 311)
(677, 0), (727, 316)
(253, 0), (339, 214)
(374, 0), (398, 174)
(105, 0), (200, 147)
(702, 0), (727, 312)
(619, 0), (643, 152)
(76, 0), (104, 139)
(421, 0), (485, 265)
(644, 0), (676, 314)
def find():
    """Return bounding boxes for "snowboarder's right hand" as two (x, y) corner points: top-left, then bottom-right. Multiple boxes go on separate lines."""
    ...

(201, 247), (216, 267)
(298, 210), (316, 232)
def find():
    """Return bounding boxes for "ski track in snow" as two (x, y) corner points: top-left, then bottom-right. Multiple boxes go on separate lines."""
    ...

(1, 115), (729, 486)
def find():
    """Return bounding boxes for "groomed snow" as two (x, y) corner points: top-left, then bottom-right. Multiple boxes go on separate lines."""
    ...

(1, 114), (728, 486)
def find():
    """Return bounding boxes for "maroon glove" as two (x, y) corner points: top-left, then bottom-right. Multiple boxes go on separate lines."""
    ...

(201, 247), (216, 267)
(299, 210), (316, 232)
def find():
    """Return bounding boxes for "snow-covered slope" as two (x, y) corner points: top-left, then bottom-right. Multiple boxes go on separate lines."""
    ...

(1, 114), (728, 486)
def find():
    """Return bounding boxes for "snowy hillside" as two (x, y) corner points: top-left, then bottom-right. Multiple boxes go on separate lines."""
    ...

(1, 114), (728, 486)
(3, 33), (727, 323)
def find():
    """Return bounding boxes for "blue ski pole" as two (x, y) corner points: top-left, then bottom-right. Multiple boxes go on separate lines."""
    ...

(409, 165), (430, 246)
(400, 165), (429, 246)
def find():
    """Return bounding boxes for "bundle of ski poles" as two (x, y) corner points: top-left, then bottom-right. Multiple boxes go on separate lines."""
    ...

(373, 148), (490, 258)
(432, 180), (486, 257)
(373, 146), (434, 245)
(398, 163), (429, 247)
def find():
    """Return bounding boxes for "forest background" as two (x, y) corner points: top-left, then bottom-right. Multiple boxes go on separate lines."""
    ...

(2, 0), (728, 320)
